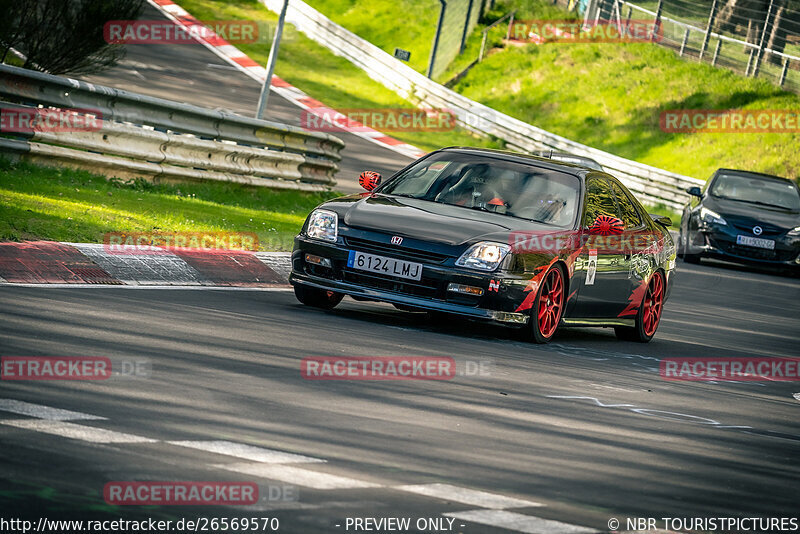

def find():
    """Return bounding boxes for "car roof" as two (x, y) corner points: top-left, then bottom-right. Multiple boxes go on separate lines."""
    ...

(438, 146), (595, 178)
(714, 168), (794, 184)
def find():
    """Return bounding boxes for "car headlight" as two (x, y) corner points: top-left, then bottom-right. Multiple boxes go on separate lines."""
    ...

(699, 207), (727, 226)
(306, 209), (338, 242)
(456, 242), (510, 271)
(788, 226), (800, 236)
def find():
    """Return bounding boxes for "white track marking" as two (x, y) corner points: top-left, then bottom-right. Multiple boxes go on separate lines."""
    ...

(0, 283), (292, 290)
(169, 440), (324, 464)
(0, 420), (156, 443)
(395, 483), (543, 510)
(0, 399), (105, 421)
(793, 393), (800, 402)
(444, 510), (597, 534)
(216, 463), (380, 490)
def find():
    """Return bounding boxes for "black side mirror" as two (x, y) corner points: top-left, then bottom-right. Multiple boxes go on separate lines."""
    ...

(686, 186), (702, 197)
(650, 214), (673, 227)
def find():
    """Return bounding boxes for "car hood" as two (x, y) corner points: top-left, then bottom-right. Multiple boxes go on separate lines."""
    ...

(327, 194), (559, 246)
(705, 196), (800, 230)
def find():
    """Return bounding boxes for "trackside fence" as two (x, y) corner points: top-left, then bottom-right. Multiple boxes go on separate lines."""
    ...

(0, 64), (344, 190)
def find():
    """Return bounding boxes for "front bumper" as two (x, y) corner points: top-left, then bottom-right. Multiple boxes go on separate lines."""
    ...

(685, 226), (800, 268)
(290, 236), (532, 325)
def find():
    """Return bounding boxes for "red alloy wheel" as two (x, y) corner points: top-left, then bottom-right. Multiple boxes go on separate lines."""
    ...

(537, 268), (564, 339)
(642, 271), (664, 337)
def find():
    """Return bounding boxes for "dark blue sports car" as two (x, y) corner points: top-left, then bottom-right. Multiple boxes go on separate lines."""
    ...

(678, 169), (800, 272)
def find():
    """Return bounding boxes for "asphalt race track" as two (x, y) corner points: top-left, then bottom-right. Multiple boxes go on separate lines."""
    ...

(83, 3), (415, 193)
(2, 3), (799, 533)
(1, 261), (798, 533)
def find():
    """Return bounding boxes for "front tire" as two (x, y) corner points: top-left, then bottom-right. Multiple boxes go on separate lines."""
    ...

(294, 284), (343, 309)
(615, 271), (665, 343)
(523, 265), (565, 344)
(681, 231), (701, 264)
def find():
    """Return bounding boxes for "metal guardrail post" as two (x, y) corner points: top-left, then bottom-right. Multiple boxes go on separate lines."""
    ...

(427, 0), (447, 79)
(679, 28), (690, 56)
(613, 0), (624, 36)
(650, 0), (663, 42)
(460, 0), (475, 53)
(583, 0), (598, 29)
(506, 11), (515, 40)
(699, 0), (718, 60)
(711, 38), (722, 67)
(256, 0), (289, 119)
(751, 0), (774, 78)
(779, 57), (789, 87)
(479, 31), (488, 61)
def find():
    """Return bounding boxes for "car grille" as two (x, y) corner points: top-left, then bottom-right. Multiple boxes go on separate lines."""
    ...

(344, 237), (449, 264)
(729, 221), (783, 237)
(341, 269), (439, 298)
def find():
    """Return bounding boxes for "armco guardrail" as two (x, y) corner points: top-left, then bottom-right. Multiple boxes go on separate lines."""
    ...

(262, 0), (704, 209)
(0, 64), (344, 190)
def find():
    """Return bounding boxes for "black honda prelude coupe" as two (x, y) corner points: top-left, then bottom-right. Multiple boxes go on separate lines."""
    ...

(290, 148), (676, 343)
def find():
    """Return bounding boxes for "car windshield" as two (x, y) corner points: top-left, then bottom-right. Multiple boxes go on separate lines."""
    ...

(378, 152), (582, 227)
(710, 173), (800, 211)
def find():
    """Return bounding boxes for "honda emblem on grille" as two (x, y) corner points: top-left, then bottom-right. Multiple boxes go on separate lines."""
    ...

(753, 226), (763, 235)
(390, 236), (403, 245)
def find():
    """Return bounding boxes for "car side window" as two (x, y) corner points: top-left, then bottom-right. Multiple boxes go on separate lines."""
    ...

(583, 177), (617, 227)
(610, 181), (643, 229)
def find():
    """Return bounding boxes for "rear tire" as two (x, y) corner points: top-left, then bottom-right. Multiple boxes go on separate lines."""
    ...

(294, 284), (343, 309)
(614, 271), (665, 343)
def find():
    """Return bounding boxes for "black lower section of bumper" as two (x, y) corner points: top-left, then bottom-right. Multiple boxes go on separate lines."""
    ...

(290, 237), (531, 325)
(290, 272), (529, 324)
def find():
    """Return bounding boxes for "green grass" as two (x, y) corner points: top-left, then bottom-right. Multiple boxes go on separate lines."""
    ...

(0, 159), (337, 249)
(451, 39), (800, 181)
(176, 0), (500, 153)
(256, 0), (799, 182)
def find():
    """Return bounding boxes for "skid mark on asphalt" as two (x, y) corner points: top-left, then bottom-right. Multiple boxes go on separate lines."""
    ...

(444, 510), (597, 534)
(547, 395), (800, 443)
(0, 399), (596, 533)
